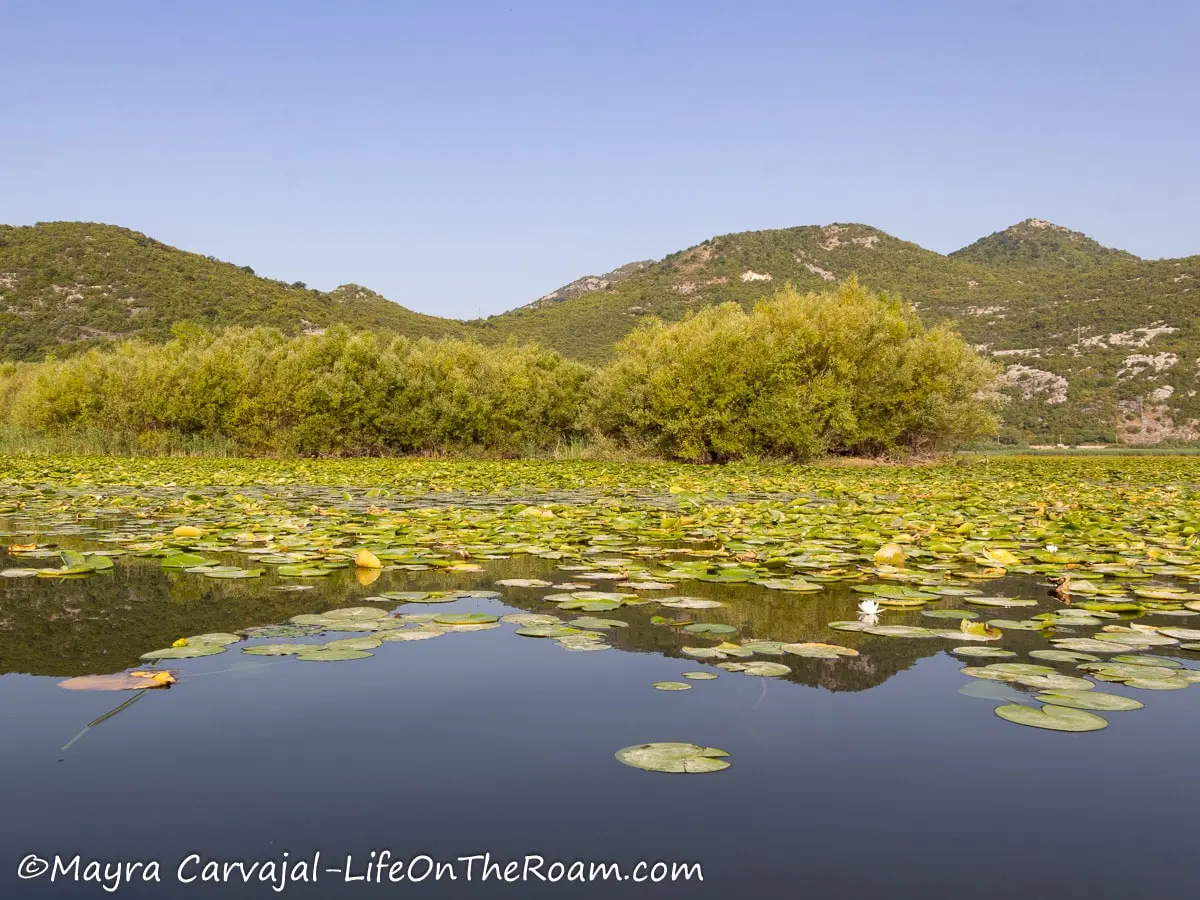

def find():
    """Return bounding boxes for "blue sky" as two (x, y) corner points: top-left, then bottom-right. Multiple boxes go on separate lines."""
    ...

(2, 1), (1197, 318)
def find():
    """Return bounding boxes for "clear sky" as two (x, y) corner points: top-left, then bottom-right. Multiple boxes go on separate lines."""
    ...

(2, 0), (1197, 318)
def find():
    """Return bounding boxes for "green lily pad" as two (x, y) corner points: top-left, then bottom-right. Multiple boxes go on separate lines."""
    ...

(921, 609), (979, 620)
(141, 644), (226, 660)
(652, 681), (692, 691)
(681, 671), (718, 680)
(965, 597), (1038, 608)
(1029, 649), (1100, 663)
(660, 597), (725, 609)
(1034, 690), (1144, 711)
(717, 660), (792, 676)
(951, 647), (1017, 658)
(381, 628), (446, 641)
(614, 742), (730, 774)
(683, 623), (737, 635)
(994, 704), (1108, 732)
(242, 643), (313, 656)
(432, 613), (499, 626)
(161, 553), (211, 568)
(499, 613), (561, 627)
(740, 640), (787, 655)
(294, 648), (374, 661)
(324, 636), (383, 651)
(569, 616), (628, 630)
(515, 625), (580, 638)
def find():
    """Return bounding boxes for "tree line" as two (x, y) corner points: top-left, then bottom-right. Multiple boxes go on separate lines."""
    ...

(0, 280), (999, 460)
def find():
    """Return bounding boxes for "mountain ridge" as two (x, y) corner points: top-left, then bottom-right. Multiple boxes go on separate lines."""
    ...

(2, 218), (1198, 445)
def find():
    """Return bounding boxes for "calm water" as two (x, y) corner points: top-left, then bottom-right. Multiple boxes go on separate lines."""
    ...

(2, 518), (1198, 898)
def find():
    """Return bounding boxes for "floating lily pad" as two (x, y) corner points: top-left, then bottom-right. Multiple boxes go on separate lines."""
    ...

(1034, 690), (1143, 711)
(683, 623), (737, 635)
(515, 625), (580, 638)
(59, 671), (176, 691)
(1051, 638), (1139, 654)
(681, 671), (718, 680)
(783, 642), (858, 658)
(1124, 677), (1189, 690)
(569, 616), (628, 630)
(828, 620), (873, 632)
(921, 609), (979, 620)
(141, 643), (226, 660)
(242, 643), (314, 656)
(294, 648), (374, 661)
(432, 613), (499, 626)
(994, 704), (1108, 732)
(241, 624), (322, 639)
(324, 636), (383, 651)
(951, 646), (1017, 658)
(1029, 649), (1100, 663)
(614, 742), (730, 774)
(652, 681), (692, 691)
(740, 640), (786, 655)
(381, 628), (446, 641)
(717, 660), (792, 676)
(965, 597), (1038, 608)
(500, 613), (561, 627)
(660, 597), (725, 609)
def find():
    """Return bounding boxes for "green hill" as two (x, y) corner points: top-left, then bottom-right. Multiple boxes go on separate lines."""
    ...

(0, 222), (462, 359)
(3, 218), (1198, 446)
(950, 218), (1139, 271)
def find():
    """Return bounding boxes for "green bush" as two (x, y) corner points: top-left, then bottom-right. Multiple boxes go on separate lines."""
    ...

(1, 280), (998, 460)
(7, 327), (590, 456)
(590, 279), (999, 461)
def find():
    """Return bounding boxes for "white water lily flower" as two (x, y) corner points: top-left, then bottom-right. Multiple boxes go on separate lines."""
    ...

(1045, 544), (1059, 554)
(857, 599), (882, 624)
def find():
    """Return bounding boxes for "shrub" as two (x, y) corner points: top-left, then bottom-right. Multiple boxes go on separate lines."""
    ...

(590, 279), (999, 461)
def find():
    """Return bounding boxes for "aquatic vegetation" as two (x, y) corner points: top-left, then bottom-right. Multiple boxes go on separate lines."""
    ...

(614, 743), (731, 773)
(994, 704), (1109, 732)
(3, 454), (1200, 762)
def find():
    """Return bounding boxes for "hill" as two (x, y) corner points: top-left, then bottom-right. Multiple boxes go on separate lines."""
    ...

(950, 218), (1139, 271)
(3, 218), (1198, 446)
(0, 222), (462, 359)
(474, 220), (1200, 445)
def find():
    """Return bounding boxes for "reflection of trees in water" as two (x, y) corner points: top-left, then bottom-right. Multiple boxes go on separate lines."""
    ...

(3, 551), (1054, 694)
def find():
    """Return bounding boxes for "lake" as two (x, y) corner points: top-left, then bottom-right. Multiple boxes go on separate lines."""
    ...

(2, 456), (1199, 898)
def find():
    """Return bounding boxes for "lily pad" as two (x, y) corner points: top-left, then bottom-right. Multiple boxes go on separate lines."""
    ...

(515, 625), (580, 638)
(140, 643), (226, 660)
(652, 681), (692, 691)
(499, 613), (561, 627)
(965, 597), (1038, 608)
(614, 742), (730, 774)
(294, 648), (374, 661)
(717, 660), (792, 676)
(1029, 649), (1100, 663)
(683, 623), (737, 635)
(921, 609), (979, 620)
(569, 616), (628, 630)
(242, 643), (314, 656)
(659, 597), (725, 609)
(1034, 690), (1143, 711)
(783, 642), (858, 658)
(951, 646), (1017, 658)
(994, 704), (1108, 732)
(432, 613), (499, 626)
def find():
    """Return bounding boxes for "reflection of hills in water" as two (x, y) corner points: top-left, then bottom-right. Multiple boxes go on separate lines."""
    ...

(1, 529), (1071, 692)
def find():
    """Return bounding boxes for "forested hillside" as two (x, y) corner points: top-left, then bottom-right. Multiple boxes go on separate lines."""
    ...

(3, 218), (1198, 445)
